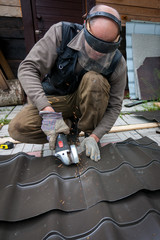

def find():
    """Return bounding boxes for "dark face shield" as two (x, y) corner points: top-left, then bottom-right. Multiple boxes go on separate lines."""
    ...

(84, 11), (122, 54)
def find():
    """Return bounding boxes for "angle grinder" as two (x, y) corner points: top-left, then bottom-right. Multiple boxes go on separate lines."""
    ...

(55, 133), (79, 165)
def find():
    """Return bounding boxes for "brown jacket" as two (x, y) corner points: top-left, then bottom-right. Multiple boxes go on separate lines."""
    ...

(18, 22), (127, 139)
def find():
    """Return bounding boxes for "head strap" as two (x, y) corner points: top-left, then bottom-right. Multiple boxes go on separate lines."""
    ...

(86, 11), (122, 32)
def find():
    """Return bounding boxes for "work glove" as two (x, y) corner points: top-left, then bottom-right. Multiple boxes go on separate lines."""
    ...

(40, 111), (70, 150)
(81, 136), (101, 162)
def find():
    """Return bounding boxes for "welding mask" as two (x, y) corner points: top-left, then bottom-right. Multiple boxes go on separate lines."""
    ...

(78, 11), (122, 73)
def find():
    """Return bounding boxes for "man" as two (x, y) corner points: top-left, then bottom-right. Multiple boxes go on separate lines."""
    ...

(9, 4), (127, 162)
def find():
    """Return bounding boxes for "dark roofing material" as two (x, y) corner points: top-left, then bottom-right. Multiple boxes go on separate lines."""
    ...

(133, 110), (160, 122)
(137, 57), (160, 100)
(0, 198), (160, 240)
(0, 137), (160, 239)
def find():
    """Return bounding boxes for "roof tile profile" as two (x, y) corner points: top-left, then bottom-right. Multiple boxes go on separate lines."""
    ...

(0, 137), (160, 239)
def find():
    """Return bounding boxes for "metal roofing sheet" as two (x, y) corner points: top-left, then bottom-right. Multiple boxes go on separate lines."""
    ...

(0, 137), (160, 239)
(132, 35), (160, 99)
(133, 110), (160, 123)
(137, 57), (160, 100)
(0, 197), (160, 239)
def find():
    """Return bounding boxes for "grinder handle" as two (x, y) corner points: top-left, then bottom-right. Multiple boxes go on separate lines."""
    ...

(55, 133), (69, 153)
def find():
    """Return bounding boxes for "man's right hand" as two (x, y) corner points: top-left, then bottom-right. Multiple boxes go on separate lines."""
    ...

(40, 111), (70, 150)
(41, 106), (55, 112)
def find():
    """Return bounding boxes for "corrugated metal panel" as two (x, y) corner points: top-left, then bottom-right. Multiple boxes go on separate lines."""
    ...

(133, 110), (160, 122)
(0, 137), (160, 239)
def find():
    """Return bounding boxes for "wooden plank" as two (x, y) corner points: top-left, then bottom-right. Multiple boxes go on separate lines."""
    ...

(0, 50), (15, 80)
(0, 16), (23, 28)
(21, 0), (36, 53)
(96, 2), (160, 17)
(86, 0), (96, 12)
(109, 122), (160, 133)
(37, 6), (84, 18)
(96, 1), (160, 21)
(79, 122), (160, 136)
(0, 137), (20, 145)
(32, 0), (86, 41)
(36, 15), (84, 31)
(96, 0), (160, 9)
(8, 60), (22, 77)
(36, 0), (82, 9)
(120, 14), (160, 23)
(1, 39), (26, 60)
(0, 28), (24, 38)
(0, 69), (9, 90)
(0, 0), (20, 6)
(96, 1), (160, 22)
(0, 6), (22, 18)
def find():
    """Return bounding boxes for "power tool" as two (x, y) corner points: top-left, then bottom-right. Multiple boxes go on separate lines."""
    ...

(55, 133), (79, 165)
(0, 141), (14, 150)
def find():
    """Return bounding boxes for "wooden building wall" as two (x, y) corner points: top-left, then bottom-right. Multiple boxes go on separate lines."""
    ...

(0, 0), (22, 18)
(96, 0), (160, 24)
(0, 0), (26, 77)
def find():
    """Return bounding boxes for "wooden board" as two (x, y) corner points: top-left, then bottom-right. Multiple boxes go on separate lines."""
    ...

(79, 122), (160, 136)
(97, 0), (160, 8)
(96, 0), (160, 23)
(0, 17), (26, 77)
(0, 69), (9, 90)
(0, 50), (15, 79)
(0, 0), (21, 17)
(0, 137), (20, 145)
(0, 0), (21, 6)
(0, 6), (22, 18)
(109, 122), (160, 133)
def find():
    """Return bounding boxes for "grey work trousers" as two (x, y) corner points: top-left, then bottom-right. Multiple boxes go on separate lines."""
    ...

(8, 71), (110, 144)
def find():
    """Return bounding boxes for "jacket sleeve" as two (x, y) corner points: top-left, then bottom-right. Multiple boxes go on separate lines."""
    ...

(18, 22), (62, 111)
(92, 56), (127, 139)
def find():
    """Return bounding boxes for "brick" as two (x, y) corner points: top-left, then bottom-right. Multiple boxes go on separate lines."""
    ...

(43, 149), (54, 157)
(43, 143), (49, 150)
(11, 143), (25, 154)
(27, 151), (42, 157)
(32, 144), (43, 151)
(22, 144), (33, 153)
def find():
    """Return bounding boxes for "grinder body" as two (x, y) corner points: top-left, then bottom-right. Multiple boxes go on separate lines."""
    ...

(55, 133), (79, 165)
